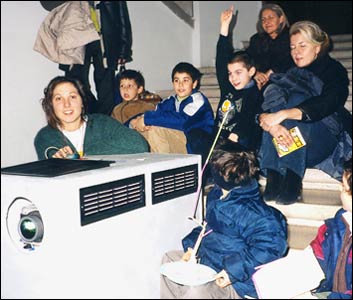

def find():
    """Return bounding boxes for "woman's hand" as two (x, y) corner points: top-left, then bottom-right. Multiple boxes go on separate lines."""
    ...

(53, 146), (74, 159)
(269, 124), (294, 148)
(259, 111), (286, 131)
(254, 72), (270, 89)
(215, 269), (231, 288)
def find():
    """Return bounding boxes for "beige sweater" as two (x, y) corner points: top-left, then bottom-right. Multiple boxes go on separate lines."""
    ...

(33, 1), (100, 65)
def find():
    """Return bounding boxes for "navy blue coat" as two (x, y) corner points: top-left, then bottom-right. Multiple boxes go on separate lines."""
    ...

(182, 179), (288, 298)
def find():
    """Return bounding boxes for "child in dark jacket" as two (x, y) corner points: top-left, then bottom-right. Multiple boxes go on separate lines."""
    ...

(160, 143), (288, 299)
(310, 158), (352, 299)
(215, 6), (263, 151)
(131, 62), (214, 162)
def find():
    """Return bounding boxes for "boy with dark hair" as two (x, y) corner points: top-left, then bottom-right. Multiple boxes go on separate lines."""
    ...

(111, 69), (160, 126)
(131, 62), (214, 161)
(216, 7), (263, 151)
(160, 143), (288, 299)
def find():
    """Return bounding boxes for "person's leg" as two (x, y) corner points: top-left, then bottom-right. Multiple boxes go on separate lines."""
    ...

(91, 40), (115, 115)
(160, 250), (190, 299)
(276, 168), (303, 205)
(160, 250), (241, 299)
(64, 44), (98, 113)
(140, 127), (187, 154)
(263, 169), (284, 202)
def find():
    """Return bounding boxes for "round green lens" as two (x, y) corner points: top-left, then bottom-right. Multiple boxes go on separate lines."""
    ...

(20, 218), (37, 240)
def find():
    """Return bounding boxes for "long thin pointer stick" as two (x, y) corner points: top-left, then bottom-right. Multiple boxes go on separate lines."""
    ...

(191, 110), (230, 220)
(188, 221), (207, 263)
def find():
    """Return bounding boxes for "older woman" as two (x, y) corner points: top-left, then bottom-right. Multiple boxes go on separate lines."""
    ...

(246, 4), (295, 89)
(259, 21), (351, 205)
(34, 76), (149, 160)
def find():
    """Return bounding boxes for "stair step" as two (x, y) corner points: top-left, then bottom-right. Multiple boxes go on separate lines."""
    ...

(266, 188), (341, 249)
(333, 41), (352, 51)
(286, 222), (321, 249)
(340, 59), (352, 69)
(331, 50), (352, 60)
(259, 168), (340, 192)
(330, 34), (352, 42)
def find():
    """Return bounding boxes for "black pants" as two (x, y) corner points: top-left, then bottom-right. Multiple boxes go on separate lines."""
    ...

(59, 40), (115, 115)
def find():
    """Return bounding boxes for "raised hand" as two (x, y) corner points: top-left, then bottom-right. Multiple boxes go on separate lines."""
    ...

(220, 5), (234, 36)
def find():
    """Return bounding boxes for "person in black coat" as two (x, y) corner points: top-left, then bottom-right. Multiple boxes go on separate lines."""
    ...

(246, 3), (295, 90)
(59, 1), (133, 115)
(259, 21), (351, 205)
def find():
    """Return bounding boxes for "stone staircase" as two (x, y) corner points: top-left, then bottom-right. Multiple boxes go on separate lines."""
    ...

(157, 34), (352, 249)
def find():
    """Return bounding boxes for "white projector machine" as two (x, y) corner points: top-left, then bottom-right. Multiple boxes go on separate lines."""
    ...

(1, 153), (202, 299)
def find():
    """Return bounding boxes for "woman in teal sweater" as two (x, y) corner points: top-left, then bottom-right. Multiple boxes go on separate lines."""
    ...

(34, 76), (149, 160)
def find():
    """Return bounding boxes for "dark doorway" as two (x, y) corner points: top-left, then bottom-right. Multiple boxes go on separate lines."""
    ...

(264, 1), (352, 34)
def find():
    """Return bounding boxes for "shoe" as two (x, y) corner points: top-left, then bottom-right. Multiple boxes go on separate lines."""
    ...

(276, 169), (302, 205)
(263, 169), (284, 201)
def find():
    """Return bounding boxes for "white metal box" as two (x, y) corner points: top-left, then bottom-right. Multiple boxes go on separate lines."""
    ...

(1, 153), (202, 298)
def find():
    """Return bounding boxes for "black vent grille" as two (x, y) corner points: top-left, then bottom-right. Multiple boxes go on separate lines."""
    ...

(80, 175), (145, 226)
(152, 164), (198, 204)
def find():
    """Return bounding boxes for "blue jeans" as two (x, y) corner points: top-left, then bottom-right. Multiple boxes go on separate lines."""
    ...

(260, 119), (338, 178)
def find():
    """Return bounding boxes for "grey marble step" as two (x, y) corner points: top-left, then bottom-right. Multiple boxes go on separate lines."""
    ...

(333, 41), (352, 51)
(202, 186), (341, 249)
(331, 50), (352, 60)
(330, 34), (352, 42)
(267, 189), (341, 249)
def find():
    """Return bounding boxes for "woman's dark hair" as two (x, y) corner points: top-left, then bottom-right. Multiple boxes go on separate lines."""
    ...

(256, 4), (289, 35)
(41, 76), (88, 128)
(119, 69), (145, 89)
(171, 62), (203, 90)
(210, 143), (259, 186)
(228, 50), (256, 71)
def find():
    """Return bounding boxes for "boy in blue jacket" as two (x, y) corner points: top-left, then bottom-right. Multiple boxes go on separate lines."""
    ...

(131, 62), (214, 162)
(160, 143), (288, 299)
(310, 158), (352, 299)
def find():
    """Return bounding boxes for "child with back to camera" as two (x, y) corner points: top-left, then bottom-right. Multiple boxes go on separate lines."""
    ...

(111, 69), (160, 126)
(160, 143), (288, 299)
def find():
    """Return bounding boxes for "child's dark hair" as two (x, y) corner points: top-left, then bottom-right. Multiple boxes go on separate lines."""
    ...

(343, 158), (352, 194)
(210, 143), (259, 186)
(119, 69), (145, 88)
(228, 50), (256, 71)
(171, 62), (203, 90)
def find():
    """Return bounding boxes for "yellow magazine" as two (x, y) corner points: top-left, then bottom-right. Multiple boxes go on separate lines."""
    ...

(272, 126), (306, 157)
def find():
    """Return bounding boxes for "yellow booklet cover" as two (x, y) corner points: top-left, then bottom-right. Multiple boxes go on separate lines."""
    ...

(272, 126), (306, 157)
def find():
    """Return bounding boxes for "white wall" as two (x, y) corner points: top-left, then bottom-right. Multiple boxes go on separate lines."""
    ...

(199, 1), (260, 67)
(1, 1), (58, 167)
(1, 1), (259, 167)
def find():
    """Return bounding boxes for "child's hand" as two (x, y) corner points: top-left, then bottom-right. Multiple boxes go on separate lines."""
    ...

(133, 116), (147, 132)
(221, 6), (234, 26)
(215, 269), (231, 288)
(228, 133), (238, 143)
(220, 6), (234, 36)
(181, 248), (193, 262)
